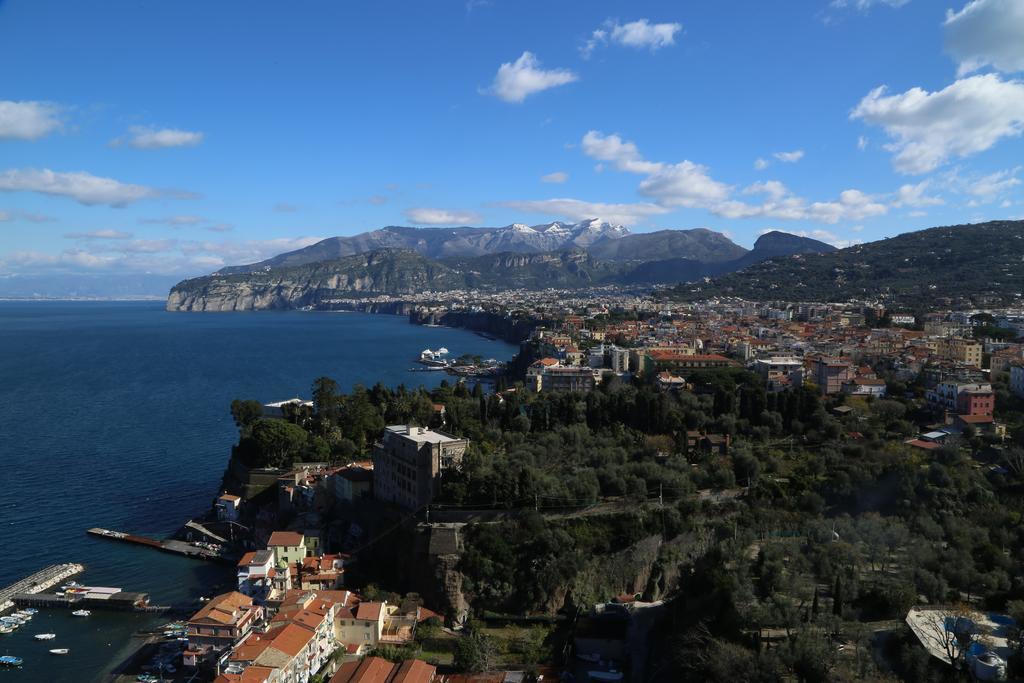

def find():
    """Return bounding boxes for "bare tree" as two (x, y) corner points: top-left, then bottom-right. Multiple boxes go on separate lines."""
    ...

(910, 604), (981, 669)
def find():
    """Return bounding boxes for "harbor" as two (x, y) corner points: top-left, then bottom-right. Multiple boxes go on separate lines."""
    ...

(86, 527), (238, 564)
(413, 346), (505, 379)
(0, 563), (84, 616)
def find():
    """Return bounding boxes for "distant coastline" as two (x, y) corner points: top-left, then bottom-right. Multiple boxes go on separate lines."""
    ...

(0, 296), (166, 302)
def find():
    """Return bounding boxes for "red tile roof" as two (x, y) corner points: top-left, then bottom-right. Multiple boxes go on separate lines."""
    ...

(268, 531), (304, 547)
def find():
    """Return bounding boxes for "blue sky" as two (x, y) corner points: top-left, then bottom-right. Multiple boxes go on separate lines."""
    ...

(1, 0), (1023, 287)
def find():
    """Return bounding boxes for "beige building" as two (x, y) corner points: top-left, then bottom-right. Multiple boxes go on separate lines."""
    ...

(937, 337), (983, 367)
(267, 531), (307, 569)
(373, 426), (468, 509)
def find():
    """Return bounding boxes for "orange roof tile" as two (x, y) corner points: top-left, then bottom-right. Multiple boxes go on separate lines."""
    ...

(268, 531), (304, 547)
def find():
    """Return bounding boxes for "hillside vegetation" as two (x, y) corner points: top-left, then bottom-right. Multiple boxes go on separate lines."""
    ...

(671, 221), (1024, 307)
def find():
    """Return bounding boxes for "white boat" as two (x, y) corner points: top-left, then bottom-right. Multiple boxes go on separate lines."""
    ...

(34, 633), (57, 640)
(22, 609), (38, 615)
(0, 626), (14, 634)
(49, 648), (69, 655)
(71, 609), (91, 617)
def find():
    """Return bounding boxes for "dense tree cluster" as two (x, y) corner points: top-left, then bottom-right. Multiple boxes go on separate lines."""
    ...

(228, 361), (1024, 680)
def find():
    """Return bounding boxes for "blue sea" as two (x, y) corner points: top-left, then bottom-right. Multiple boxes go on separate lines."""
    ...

(0, 301), (517, 681)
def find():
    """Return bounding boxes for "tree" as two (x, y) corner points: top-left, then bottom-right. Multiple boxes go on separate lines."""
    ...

(249, 418), (310, 468)
(912, 605), (981, 669)
(230, 399), (264, 433)
(454, 630), (497, 673)
(832, 575), (843, 617)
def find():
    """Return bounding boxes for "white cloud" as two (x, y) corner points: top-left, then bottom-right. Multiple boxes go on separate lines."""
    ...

(112, 126), (203, 149)
(64, 229), (133, 239)
(123, 239), (178, 254)
(541, 171), (568, 184)
(965, 167), (1021, 198)
(945, 0), (1024, 76)
(186, 237), (324, 269)
(714, 187), (889, 224)
(485, 52), (578, 103)
(773, 149), (805, 163)
(0, 209), (55, 223)
(2, 235), (326, 276)
(139, 215), (205, 226)
(0, 101), (63, 140)
(858, 135), (869, 150)
(494, 198), (669, 226)
(851, 74), (1024, 174)
(580, 130), (891, 224)
(581, 131), (663, 174)
(404, 208), (482, 225)
(612, 19), (682, 50)
(830, 0), (911, 9)
(892, 180), (945, 207)
(744, 180), (789, 201)
(0, 168), (162, 206)
(638, 161), (733, 208)
(582, 19), (682, 57)
(754, 157), (770, 170)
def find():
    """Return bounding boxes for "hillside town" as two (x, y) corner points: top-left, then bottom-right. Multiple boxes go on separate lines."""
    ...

(159, 294), (1024, 683)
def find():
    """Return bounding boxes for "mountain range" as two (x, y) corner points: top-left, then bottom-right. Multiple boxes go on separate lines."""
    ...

(671, 220), (1024, 308)
(167, 221), (834, 311)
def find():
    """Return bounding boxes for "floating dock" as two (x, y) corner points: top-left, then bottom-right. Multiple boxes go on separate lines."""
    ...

(87, 527), (237, 564)
(0, 563), (84, 615)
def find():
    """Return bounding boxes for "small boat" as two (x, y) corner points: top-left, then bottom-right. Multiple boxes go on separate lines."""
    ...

(0, 655), (23, 667)
(49, 648), (70, 655)
(35, 632), (57, 640)
(22, 609), (38, 615)
(0, 626), (14, 634)
(72, 609), (91, 617)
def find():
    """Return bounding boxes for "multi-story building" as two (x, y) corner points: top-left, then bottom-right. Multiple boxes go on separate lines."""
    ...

(647, 350), (735, 372)
(184, 591), (263, 668)
(267, 531), (308, 569)
(237, 550), (276, 600)
(329, 657), (436, 683)
(540, 366), (599, 393)
(753, 357), (804, 392)
(809, 356), (856, 395)
(927, 381), (992, 413)
(957, 386), (995, 417)
(1012, 364), (1024, 399)
(373, 426), (468, 510)
(937, 337), (983, 367)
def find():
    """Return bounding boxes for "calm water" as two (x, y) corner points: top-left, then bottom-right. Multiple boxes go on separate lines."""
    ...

(0, 301), (516, 681)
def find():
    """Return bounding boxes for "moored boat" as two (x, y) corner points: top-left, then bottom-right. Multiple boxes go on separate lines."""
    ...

(71, 609), (91, 617)
(34, 632), (57, 640)
(49, 648), (70, 655)
(0, 655), (23, 667)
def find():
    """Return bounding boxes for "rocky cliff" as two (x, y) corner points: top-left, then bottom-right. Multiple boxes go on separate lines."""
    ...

(167, 249), (462, 311)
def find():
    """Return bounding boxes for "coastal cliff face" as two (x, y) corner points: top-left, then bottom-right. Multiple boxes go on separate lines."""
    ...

(166, 250), (461, 311)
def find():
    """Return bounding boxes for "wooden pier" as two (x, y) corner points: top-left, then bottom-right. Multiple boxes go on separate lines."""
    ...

(87, 527), (237, 564)
(0, 563), (84, 615)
